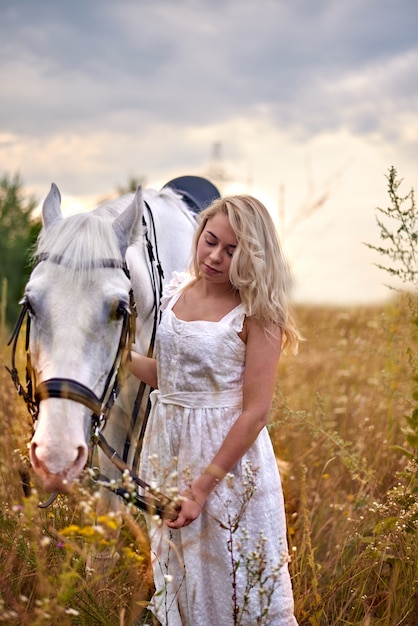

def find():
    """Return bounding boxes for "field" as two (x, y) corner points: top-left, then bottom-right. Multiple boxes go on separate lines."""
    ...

(0, 292), (417, 625)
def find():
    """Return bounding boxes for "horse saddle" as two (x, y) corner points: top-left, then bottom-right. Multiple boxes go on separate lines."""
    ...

(162, 175), (221, 214)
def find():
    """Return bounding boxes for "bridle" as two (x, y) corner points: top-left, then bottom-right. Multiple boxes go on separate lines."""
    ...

(6, 204), (178, 519)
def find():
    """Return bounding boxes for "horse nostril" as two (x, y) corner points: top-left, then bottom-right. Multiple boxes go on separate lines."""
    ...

(30, 442), (40, 469)
(74, 445), (88, 470)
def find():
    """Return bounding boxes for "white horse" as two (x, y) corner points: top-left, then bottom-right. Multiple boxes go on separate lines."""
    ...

(12, 177), (218, 510)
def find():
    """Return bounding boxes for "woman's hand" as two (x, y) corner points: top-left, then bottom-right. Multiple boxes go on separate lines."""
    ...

(165, 488), (205, 529)
(165, 465), (225, 529)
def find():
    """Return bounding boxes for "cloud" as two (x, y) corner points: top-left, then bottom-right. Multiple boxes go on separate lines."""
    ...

(2, 0), (417, 139)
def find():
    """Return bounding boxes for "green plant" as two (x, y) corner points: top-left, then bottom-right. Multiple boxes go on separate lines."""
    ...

(365, 166), (417, 290)
(366, 167), (417, 468)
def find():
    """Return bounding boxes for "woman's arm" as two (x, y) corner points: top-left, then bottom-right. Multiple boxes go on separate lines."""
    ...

(128, 352), (158, 389)
(167, 317), (282, 528)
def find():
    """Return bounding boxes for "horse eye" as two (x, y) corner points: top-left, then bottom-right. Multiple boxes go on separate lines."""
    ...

(111, 301), (128, 322)
(24, 297), (35, 316)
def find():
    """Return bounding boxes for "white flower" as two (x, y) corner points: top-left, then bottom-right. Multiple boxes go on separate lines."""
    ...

(65, 608), (80, 616)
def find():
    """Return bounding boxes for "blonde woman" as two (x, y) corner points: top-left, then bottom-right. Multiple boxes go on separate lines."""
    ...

(130, 195), (299, 625)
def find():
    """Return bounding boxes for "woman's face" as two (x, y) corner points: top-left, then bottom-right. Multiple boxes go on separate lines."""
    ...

(196, 212), (238, 285)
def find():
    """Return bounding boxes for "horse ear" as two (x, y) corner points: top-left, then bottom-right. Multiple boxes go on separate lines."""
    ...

(42, 183), (63, 230)
(113, 185), (144, 257)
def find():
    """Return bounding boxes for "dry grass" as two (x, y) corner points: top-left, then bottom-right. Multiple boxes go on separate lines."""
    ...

(271, 293), (418, 625)
(0, 293), (417, 625)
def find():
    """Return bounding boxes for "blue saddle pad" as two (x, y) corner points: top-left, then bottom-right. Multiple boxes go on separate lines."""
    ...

(162, 175), (221, 214)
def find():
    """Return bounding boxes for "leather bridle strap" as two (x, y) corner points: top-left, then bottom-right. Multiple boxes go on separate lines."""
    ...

(122, 201), (164, 464)
(35, 379), (102, 415)
(96, 432), (178, 518)
(6, 302), (39, 420)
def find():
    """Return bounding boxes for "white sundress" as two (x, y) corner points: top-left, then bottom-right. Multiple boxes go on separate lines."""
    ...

(139, 272), (298, 626)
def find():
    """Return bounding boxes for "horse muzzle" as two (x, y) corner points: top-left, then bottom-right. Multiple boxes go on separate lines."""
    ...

(30, 387), (94, 491)
(30, 442), (87, 493)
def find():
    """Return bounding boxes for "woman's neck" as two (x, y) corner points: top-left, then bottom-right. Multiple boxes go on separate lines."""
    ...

(194, 277), (238, 300)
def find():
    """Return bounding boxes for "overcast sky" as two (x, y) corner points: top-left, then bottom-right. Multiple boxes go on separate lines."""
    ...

(1, 0), (417, 304)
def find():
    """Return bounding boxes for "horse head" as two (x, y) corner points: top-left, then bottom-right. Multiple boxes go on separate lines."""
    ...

(27, 184), (142, 492)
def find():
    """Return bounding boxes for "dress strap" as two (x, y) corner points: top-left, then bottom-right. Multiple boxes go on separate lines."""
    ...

(221, 303), (247, 333)
(160, 271), (193, 311)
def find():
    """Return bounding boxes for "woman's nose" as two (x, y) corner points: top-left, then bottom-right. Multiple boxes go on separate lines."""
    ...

(209, 247), (222, 263)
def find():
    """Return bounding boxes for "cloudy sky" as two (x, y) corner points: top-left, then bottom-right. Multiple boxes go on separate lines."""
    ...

(1, 0), (417, 304)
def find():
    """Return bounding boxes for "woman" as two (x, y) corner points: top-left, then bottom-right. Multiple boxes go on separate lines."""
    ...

(130, 195), (299, 625)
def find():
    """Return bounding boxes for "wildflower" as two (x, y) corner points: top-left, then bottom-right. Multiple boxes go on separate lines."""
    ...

(65, 608), (80, 616)
(225, 473), (234, 488)
(97, 514), (120, 531)
(61, 524), (80, 535)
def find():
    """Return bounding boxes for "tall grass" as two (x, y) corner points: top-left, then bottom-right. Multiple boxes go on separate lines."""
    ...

(272, 294), (417, 625)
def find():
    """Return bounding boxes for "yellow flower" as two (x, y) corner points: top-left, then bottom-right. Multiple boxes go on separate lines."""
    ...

(61, 524), (81, 536)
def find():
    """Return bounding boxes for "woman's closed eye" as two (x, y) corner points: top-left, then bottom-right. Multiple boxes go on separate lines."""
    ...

(206, 239), (235, 257)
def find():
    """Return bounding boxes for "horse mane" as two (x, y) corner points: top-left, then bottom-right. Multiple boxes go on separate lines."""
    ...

(33, 188), (193, 282)
(34, 212), (124, 281)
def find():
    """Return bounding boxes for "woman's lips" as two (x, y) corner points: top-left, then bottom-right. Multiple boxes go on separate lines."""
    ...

(203, 263), (220, 275)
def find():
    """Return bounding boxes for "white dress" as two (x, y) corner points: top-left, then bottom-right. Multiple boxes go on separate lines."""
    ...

(140, 273), (297, 626)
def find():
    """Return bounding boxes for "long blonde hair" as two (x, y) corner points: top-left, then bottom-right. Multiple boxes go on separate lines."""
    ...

(191, 194), (300, 353)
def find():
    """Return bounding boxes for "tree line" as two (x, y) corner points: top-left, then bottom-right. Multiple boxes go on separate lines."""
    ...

(0, 173), (42, 328)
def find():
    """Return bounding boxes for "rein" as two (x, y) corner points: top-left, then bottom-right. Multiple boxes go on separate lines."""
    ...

(122, 202), (164, 466)
(6, 207), (174, 518)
